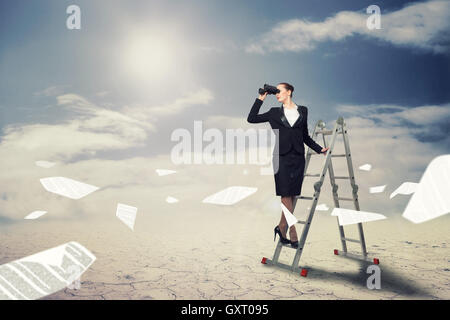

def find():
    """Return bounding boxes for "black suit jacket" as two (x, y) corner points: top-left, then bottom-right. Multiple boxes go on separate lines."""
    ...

(247, 98), (323, 155)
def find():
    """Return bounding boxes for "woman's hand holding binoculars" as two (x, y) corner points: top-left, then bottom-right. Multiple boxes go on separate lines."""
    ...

(258, 91), (269, 101)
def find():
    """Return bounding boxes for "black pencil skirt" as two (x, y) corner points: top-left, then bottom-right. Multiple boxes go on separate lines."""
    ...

(272, 149), (306, 197)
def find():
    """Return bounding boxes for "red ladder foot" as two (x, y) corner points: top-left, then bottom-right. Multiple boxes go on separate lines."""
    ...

(373, 258), (379, 265)
(261, 257), (267, 264)
(334, 249), (339, 255)
(300, 268), (308, 277)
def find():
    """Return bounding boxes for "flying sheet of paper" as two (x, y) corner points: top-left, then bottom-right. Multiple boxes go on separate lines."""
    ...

(402, 155), (450, 223)
(35, 161), (56, 168)
(316, 204), (329, 211)
(0, 241), (96, 300)
(202, 186), (257, 205)
(166, 196), (178, 203)
(156, 169), (176, 176)
(331, 208), (387, 226)
(369, 185), (386, 193)
(390, 182), (418, 199)
(24, 211), (47, 220)
(40, 177), (99, 200)
(359, 164), (372, 171)
(281, 203), (298, 227)
(116, 203), (137, 230)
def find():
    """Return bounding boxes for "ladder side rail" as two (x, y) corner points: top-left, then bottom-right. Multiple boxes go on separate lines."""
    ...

(271, 238), (284, 264)
(291, 120), (340, 269)
(340, 119), (368, 256)
(321, 125), (348, 253)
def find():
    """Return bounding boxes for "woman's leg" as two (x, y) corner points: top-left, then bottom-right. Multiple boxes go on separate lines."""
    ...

(278, 196), (289, 237)
(289, 196), (298, 242)
(279, 196), (298, 241)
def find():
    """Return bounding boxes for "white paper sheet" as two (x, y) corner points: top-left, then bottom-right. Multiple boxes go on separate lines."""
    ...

(35, 161), (56, 168)
(116, 203), (137, 230)
(331, 208), (387, 226)
(24, 211), (47, 220)
(281, 203), (298, 227)
(202, 186), (257, 205)
(0, 242), (96, 300)
(40, 177), (99, 200)
(390, 182), (418, 199)
(402, 155), (450, 223)
(359, 164), (372, 171)
(166, 196), (179, 203)
(156, 169), (177, 176)
(369, 185), (386, 193)
(316, 203), (329, 211)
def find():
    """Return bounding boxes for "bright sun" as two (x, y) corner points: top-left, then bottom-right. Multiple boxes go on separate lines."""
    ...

(122, 30), (177, 81)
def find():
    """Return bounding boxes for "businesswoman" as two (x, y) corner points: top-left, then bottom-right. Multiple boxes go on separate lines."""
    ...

(247, 83), (329, 248)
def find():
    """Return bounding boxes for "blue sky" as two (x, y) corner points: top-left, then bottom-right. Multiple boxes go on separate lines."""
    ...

(0, 0), (449, 222)
(1, 0), (449, 116)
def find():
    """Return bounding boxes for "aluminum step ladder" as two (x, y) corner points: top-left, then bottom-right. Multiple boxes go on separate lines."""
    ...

(261, 116), (379, 277)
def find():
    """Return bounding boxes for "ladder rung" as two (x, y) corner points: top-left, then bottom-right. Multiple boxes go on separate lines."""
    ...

(337, 197), (354, 201)
(334, 176), (351, 179)
(296, 220), (307, 225)
(281, 242), (297, 249)
(297, 196), (313, 200)
(315, 130), (333, 135)
(304, 174), (320, 177)
(331, 154), (347, 157)
(342, 237), (361, 244)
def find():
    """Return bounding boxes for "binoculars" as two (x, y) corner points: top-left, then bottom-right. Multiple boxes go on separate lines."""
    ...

(258, 84), (280, 95)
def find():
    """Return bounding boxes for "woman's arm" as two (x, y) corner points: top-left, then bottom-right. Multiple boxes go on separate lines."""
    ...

(247, 97), (272, 123)
(302, 107), (324, 154)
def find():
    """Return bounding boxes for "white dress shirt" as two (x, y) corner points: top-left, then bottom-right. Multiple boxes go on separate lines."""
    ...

(284, 107), (299, 127)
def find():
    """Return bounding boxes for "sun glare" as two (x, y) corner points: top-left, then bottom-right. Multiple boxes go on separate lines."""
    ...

(122, 30), (177, 81)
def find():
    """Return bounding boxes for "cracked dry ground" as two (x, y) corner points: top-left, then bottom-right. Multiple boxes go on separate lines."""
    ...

(1, 208), (448, 300)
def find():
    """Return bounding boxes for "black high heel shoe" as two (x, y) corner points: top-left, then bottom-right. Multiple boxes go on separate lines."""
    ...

(290, 240), (299, 249)
(274, 226), (290, 244)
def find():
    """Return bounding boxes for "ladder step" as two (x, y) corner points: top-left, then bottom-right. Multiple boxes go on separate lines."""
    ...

(342, 237), (361, 244)
(315, 130), (333, 135)
(304, 174), (320, 177)
(334, 176), (351, 179)
(310, 153), (347, 157)
(331, 154), (347, 157)
(297, 196), (314, 200)
(337, 197), (354, 201)
(296, 220), (307, 225)
(281, 243), (298, 249)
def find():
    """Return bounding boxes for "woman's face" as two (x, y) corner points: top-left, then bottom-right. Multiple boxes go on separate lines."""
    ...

(276, 84), (291, 103)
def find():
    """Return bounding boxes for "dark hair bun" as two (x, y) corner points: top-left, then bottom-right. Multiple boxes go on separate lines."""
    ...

(278, 82), (294, 97)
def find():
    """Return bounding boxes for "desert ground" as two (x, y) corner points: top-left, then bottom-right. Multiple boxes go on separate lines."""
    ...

(0, 203), (448, 300)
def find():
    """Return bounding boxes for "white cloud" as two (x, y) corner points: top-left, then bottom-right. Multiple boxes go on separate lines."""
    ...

(123, 88), (214, 120)
(0, 89), (214, 163)
(392, 105), (450, 125)
(0, 89), (217, 221)
(34, 85), (71, 97)
(337, 103), (450, 145)
(246, 0), (450, 54)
